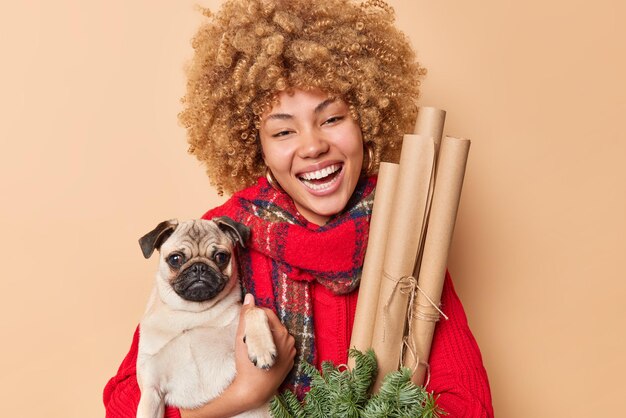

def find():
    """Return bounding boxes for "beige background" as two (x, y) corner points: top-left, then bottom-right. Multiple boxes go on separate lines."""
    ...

(1, 0), (624, 416)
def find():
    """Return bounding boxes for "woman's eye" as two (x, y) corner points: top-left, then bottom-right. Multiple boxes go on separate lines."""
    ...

(167, 253), (184, 268)
(214, 252), (230, 266)
(272, 130), (292, 138)
(323, 116), (344, 125)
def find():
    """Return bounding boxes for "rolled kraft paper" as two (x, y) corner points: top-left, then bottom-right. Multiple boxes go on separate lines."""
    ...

(414, 107), (446, 150)
(412, 106), (447, 279)
(370, 107), (446, 372)
(370, 133), (435, 391)
(403, 136), (471, 385)
(348, 162), (399, 368)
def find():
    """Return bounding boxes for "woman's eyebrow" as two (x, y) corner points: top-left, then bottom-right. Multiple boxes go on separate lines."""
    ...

(264, 98), (337, 121)
(314, 98), (337, 114)
(265, 113), (293, 121)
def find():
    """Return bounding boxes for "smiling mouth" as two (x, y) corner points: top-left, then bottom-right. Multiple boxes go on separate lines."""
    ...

(297, 164), (343, 191)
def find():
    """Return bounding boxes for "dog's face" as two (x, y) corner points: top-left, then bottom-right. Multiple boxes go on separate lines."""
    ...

(139, 217), (250, 308)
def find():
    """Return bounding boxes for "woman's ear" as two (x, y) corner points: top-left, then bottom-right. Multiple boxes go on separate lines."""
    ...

(362, 141), (374, 174)
(258, 134), (267, 165)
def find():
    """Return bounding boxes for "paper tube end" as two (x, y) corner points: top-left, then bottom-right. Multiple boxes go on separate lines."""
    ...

(413, 107), (447, 142)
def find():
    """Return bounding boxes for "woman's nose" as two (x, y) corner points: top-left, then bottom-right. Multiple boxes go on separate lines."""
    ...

(297, 129), (329, 159)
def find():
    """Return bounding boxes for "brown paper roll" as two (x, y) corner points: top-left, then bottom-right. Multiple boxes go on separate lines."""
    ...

(414, 107), (446, 151)
(404, 136), (471, 385)
(411, 106), (447, 300)
(370, 133), (435, 391)
(348, 162), (399, 369)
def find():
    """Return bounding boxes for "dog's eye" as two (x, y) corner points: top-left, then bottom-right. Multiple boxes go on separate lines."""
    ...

(167, 253), (184, 268)
(214, 251), (230, 266)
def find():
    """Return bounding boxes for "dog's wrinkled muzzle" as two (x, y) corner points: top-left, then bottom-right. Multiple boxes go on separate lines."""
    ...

(173, 262), (228, 302)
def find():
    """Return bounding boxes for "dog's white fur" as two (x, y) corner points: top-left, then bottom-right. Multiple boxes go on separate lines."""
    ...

(136, 220), (274, 418)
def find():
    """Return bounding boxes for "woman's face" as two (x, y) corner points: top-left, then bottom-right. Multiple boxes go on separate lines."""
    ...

(259, 89), (364, 225)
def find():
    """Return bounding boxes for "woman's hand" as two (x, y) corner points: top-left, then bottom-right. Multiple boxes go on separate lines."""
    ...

(230, 294), (296, 408)
(180, 294), (295, 418)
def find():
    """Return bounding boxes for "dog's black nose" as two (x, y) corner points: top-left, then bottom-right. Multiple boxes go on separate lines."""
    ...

(190, 262), (208, 274)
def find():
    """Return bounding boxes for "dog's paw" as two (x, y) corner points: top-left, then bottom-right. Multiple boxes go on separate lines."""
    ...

(243, 307), (277, 369)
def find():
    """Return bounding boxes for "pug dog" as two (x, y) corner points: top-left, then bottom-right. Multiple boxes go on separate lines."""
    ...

(136, 217), (275, 418)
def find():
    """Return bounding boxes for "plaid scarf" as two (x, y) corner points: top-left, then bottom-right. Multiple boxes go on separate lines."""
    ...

(202, 176), (376, 398)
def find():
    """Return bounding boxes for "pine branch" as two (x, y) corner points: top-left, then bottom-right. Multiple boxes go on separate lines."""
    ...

(270, 349), (444, 418)
(302, 361), (332, 417)
(269, 394), (294, 418)
(350, 348), (377, 405)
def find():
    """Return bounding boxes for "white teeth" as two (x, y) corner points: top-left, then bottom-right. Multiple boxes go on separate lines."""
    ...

(299, 164), (343, 191)
(299, 164), (341, 180)
(301, 174), (340, 191)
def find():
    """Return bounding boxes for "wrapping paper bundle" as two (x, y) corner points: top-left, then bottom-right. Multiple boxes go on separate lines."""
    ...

(349, 107), (471, 389)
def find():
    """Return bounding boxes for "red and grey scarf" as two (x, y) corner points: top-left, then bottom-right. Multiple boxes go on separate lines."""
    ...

(202, 176), (376, 398)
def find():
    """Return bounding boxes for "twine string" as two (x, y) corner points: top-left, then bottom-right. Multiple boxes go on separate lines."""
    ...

(382, 272), (416, 343)
(414, 283), (449, 322)
(382, 271), (448, 385)
(382, 272), (420, 375)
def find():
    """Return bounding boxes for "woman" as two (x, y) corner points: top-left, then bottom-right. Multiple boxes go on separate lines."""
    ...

(104, 0), (493, 417)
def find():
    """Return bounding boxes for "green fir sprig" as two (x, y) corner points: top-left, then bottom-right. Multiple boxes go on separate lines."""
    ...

(269, 349), (445, 418)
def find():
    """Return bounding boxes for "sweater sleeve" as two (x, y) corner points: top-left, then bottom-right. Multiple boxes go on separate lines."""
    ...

(427, 271), (494, 417)
(103, 326), (181, 418)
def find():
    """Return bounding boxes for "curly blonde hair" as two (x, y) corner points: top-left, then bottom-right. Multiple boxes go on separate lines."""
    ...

(179, 0), (425, 195)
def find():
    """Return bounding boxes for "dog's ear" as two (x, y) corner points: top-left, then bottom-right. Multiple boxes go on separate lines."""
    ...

(139, 219), (179, 258)
(214, 216), (250, 248)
